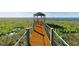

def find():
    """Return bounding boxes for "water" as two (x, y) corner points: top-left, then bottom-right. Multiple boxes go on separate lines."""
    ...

(46, 17), (79, 21)
(26, 17), (79, 21)
(0, 17), (79, 21)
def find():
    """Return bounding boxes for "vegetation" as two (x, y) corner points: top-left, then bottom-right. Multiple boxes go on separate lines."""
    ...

(0, 18), (33, 46)
(0, 18), (79, 46)
(46, 20), (79, 46)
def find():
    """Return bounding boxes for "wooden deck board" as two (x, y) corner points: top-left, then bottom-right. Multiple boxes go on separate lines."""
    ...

(30, 22), (51, 46)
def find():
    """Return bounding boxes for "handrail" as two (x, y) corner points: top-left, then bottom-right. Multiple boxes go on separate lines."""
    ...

(45, 24), (52, 29)
(14, 23), (69, 46)
(14, 31), (26, 46)
(45, 24), (69, 46)
(53, 30), (69, 46)
(45, 24), (53, 45)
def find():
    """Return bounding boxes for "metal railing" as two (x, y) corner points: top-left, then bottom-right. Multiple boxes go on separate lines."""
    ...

(14, 24), (69, 46)
(45, 24), (69, 46)
(45, 24), (53, 45)
(14, 32), (26, 46)
(14, 28), (33, 46)
(53, 30), (69, 46)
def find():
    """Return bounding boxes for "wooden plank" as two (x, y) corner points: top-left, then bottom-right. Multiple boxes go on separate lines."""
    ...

(30, 21), (51, 46)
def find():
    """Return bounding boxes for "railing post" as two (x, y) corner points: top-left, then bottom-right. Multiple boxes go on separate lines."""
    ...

(26, 28), (30, 46)
(50, 28), (53, 46)
(18, 41), (21, 46)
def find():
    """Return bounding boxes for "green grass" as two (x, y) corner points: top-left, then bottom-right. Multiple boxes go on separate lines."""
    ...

(0, 18), (33, 46)
(0, 18), (79, 46)
(46, 20), (79, 46)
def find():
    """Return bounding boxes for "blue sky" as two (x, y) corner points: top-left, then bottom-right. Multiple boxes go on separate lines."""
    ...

(0, 12), (79, 18)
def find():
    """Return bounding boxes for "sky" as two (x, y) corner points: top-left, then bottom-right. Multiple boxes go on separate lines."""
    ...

(0, 12), (79, 18)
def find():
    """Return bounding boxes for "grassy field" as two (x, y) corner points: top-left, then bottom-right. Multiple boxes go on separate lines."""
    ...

(46, 20), (79, 46)
(0, 18), (33, 46)
(0, 18), (79, 46)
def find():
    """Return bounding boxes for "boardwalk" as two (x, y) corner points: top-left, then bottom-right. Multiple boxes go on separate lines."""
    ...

(14, 21), (69, 46)
(14, 12), (69, 46)
(30, 21), (51, 46)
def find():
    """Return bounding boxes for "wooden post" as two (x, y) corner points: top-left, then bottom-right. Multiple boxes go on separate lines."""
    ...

(33, 16), (35, 30)
(33, 16), (35, 27)
(26, 28), (30, 46)
(50, 28), (53, 46)
(41, 16), (42, 22)
(44, 16), (45, 23)
(18, 41), (21, 46)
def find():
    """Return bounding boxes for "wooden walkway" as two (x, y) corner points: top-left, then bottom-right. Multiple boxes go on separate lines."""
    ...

(30, 21), (51, 46)
(14, 21), (69, 46)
